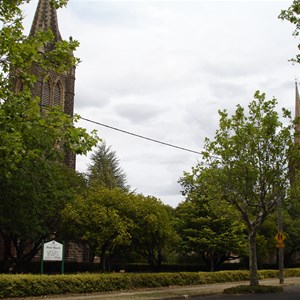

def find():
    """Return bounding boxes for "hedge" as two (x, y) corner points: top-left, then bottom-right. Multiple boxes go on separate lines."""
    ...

(0, 269), (299, 298)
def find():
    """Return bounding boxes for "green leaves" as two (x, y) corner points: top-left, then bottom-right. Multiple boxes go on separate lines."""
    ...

(87, 142), (128, 190)
(199, 91), (293, 225)
(51, 0), (69, 9)
(62, 187), (135, 271)
(279, 0), (300, 63)
(0, 1), (99, 178)
(177, 170), (247, 271)
(0, 0), (99, 272)
(62, 188), (176, 271)
(180, 91), (296, 275)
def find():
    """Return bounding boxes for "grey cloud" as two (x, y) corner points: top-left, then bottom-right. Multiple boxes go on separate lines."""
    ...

(68, 2), (144, 28)
(75, 90), (111, 109)
(208, 81), (247, 104)
(151, 182), (182, 197)
(23, 0), (299, 208)
(114, 103), (165, 123)
(201, 60), (261, 80)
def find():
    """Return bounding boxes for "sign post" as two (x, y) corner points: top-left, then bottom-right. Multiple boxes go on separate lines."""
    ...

(61, 241), (65, 274)
(274, 232), (286, 248)
(276, 197), (285, 284)
(40, 240), (44, 275)
(41, 240), (64, 274)
(274, 231), (286, 284)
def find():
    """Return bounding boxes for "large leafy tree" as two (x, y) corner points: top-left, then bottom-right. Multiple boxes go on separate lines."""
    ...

(177, 170), (247, 271)
(62, 190), (176, 272)
(0, 162), (86, 273)
(87, 142), (128, 190)
(0, 0), (99, 272)
(185, 92), (294, 286)
(62, 187), (134, 272)
(129, 195), (177, 271)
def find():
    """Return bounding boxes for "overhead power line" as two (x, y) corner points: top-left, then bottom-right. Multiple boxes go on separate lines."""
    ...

(80, 117), (202, 155)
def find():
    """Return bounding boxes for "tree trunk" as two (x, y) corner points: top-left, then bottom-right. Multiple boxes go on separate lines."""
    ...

(100, 252), (106, 273)
(156, 249), (163, 272)
(209, 252), (215, 272)
(248, 232), (259, 286)
(201, 252), (215, 272)
(89, 248), (96, 263)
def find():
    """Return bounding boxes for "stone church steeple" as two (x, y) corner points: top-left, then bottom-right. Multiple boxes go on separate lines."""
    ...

(295, 81), (300, 145)
(29, 0), (76, 168)
(29, 0), (62, 42)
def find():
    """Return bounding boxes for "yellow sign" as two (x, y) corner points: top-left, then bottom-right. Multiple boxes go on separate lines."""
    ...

(274, 232), (286, 243)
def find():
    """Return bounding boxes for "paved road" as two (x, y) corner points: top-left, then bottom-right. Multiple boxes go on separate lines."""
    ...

(192, 285), (300, 300)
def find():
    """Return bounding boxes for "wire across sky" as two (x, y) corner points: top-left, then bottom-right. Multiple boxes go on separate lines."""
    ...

(80, 117), (202, 155)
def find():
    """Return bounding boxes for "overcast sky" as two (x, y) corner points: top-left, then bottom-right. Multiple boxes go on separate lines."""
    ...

(22, 0), (300, 207)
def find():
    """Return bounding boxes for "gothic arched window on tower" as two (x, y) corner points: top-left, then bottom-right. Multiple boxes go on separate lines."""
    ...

(54, 81), (63, 107)
(41, 77), (51, 107)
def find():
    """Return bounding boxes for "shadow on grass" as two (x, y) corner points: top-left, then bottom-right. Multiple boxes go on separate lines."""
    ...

(223, 285), (284, 294)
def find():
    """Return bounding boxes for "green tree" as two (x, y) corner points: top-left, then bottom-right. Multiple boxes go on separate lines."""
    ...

(0, 0), (98, 177)
(177, 170), (247, 271)
(257, 211), (300, 267)
(252, 173), (300, 267)
(0, 162), (85, 273)
(62, 187), (134, 272)
(129, 195), (178, 271)
(279, 0), (300, 64)
(62, 189), (176, 272)
(185, 92), (294, 286)
(0, 0), (99, 272)
(87, 142), (128, 190)
(283, 178), (300, 264)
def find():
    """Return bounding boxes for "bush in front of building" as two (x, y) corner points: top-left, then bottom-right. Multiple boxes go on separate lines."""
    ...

(0, 269), (299, 298)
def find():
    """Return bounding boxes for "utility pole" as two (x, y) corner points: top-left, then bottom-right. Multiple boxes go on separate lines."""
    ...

(277, 197), (284, 284)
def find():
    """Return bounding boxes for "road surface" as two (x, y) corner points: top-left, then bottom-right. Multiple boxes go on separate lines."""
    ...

(192, 285), (300, 300)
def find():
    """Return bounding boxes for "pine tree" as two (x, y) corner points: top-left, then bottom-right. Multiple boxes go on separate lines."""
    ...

(87, 142), (128, 190)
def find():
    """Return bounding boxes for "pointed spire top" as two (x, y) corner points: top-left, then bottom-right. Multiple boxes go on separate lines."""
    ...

(29, 0), (62, 41)
(295, 80), (300, 144)
(295, 79), (300, 118)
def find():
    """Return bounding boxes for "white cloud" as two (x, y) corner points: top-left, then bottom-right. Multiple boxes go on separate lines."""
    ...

(23, 0), (300, 207)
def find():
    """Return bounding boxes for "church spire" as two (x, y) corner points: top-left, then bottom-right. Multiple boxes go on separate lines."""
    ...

(28, 0), (76, 169)
(295, 80), (300, 144)
(29, 0), (62, 42)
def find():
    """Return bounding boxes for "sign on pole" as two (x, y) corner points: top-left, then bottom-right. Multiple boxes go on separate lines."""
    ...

(274, 232), (286, 248)
(43, 240), (63, 261)
(41, 240), (65, 274)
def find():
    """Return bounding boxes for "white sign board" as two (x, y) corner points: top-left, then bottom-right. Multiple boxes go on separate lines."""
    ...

(43, 240), (63, 261)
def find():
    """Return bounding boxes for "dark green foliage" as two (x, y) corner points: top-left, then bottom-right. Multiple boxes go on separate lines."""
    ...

(175, 188), (247, 271)
(0, 0), (99, 273)
(62, 189), (176, 272)
(129, 194), (178, 271)
(0, 162), (86, 273)
(62, 187), (135, 271)
(87, 142), (128, 190)
(1, 270), (299, 298)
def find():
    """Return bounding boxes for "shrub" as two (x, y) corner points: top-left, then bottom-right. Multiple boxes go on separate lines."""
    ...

(0, 269), (299, 298)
